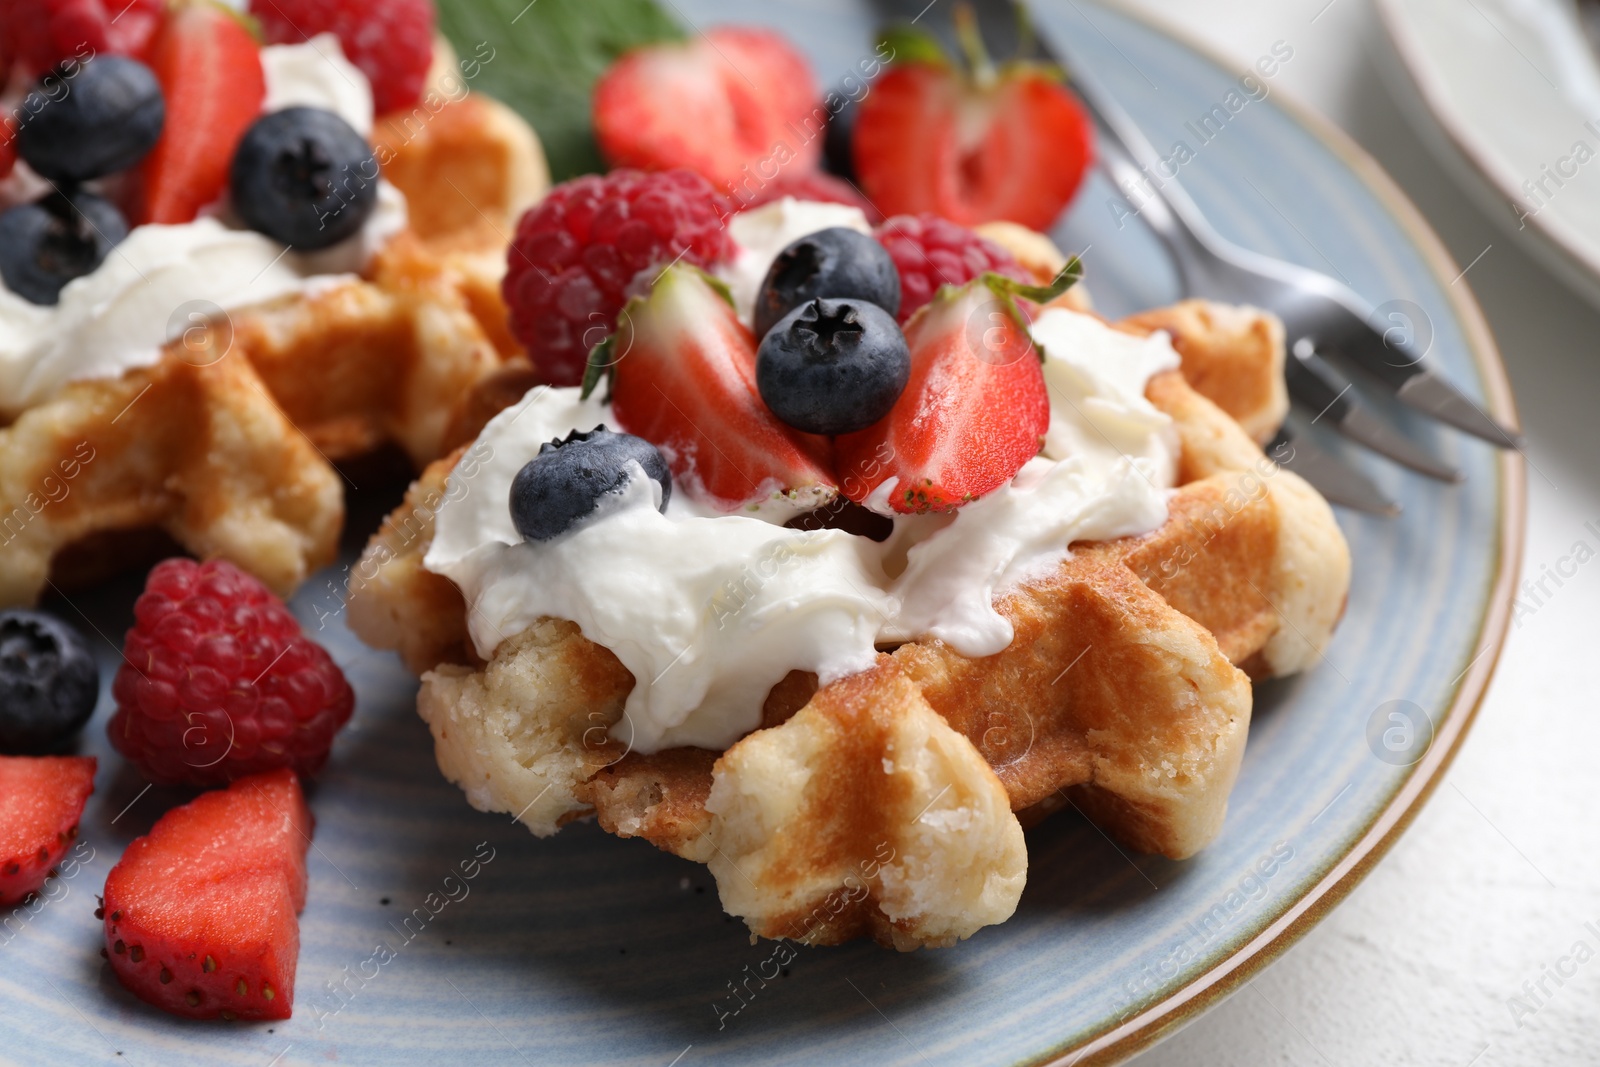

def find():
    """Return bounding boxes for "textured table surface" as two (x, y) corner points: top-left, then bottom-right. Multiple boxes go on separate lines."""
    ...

(1115, 1), (1600, 1064)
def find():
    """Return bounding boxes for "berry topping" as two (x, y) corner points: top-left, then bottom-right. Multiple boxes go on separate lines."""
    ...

(230, 107), (380, 251)
(594, 26), (821, 195)
(0, 0), (163, 77)
(753, 227), (901, 340)
(251, 0), (435, 116)
(756, 298), (910, 436)
(133, 2), (266, 226)
(874, 212), (1030, 323)
(585, 264), (835, 512)
(14, 55), (165, 183)
(734, 169), (883, 224)
(108, 559), (354, 787)
(836, 263), (1080, 513)
(510, 427), (672, 542)
(0, 755), (95, 906)
(0, 188), (129, 305)
(503, 169), (735, 387)
(0, 610), (99, 755)
(853, 13), (1094, 230)
(103, 769), (311, 1021)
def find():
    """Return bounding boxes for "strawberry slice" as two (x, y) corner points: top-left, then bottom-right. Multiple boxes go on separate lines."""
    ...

(836, 263), (1080, 513)
(103, 769), (311, 1021)
(586, 265), (836, 512)
(853, 14), (1093, 231)
(133, 3), (266, 225)
(0, 755), (95, 906)
(0, 115), (16, 181)
(593, 26), (822, 195)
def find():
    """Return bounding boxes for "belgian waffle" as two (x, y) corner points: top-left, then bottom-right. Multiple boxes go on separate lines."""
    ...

(346, 294), (1350, 950)
(0, 93), (547, 607)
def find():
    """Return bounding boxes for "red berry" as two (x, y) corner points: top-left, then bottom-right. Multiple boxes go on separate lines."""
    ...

(874, 213), (1030, 324)
(594, 26), (822, 195)
(250, 0), (434, 116)
(0, 0), (164, 76)
(734, 169), (882, 225)
(836, 276), (1049, 514)
(0, 755), (95, 906)
(108, 559), (354, 787)
(0, 115), (16, 181)
(103, 769), (311, 1021)
(133, 3), (265, 225)
(503, 169), (735, 387)
(605, 264), (835, 511)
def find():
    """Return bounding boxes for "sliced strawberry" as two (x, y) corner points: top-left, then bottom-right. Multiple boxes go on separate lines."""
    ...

(0, 115), (16, 182)
(594, 26), (822, 195)
(0, 755), (95, 906)
(133, 4), (266, 226)
(103, 769), (311, 1021)
(589, 265), (836, 511)
(836, 265), (1081, 513)
(853, 17), (1093, 231)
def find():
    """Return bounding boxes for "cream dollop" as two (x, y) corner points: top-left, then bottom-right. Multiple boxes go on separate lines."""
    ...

(717, 197), (873, 327)
(427, 301), (1180, 755)
(0, 38), (406, 419)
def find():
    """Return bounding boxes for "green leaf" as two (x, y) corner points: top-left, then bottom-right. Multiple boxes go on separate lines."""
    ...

(875, 23), (950, 68)
(435, 0), (684, 181)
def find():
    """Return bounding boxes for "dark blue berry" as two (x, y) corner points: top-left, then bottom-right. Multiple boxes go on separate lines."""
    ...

(230, 107), (380, 251)
(14, 57), (165, 183)
(509, 427), (671, 541)
(0, 189), (129, 306)
(756, 298), (910, 436)
(753, 227), (900, 339)
(0, 610), (99, 755)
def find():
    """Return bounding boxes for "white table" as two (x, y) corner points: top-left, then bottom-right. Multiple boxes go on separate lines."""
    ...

(1113, 1), (1600, 1064)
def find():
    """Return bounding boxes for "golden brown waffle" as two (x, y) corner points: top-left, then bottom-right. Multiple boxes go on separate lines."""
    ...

(0, 95), (547, 607)
(346, 301), (1350, 950)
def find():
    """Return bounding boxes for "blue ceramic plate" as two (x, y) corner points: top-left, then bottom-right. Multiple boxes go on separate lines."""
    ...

(0, 3), (1522, 1065)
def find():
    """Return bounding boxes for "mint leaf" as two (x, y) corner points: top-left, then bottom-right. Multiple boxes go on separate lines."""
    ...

(435, 0), (683, 181)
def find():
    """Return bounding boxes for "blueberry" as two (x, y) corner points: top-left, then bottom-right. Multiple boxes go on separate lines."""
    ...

(0, 189), (129, 305)
(756, 298), (910, 436)
(15, 56), (165, 183)
(509, 427), (672, 541)
(230, 107), (380, 251)
(753, 227), (901, 339)
(0, 610), (99, 755)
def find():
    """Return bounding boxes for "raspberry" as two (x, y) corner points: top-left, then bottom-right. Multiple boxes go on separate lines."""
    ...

(108, 559), (354, 787)
(250, 0), (434, 116)
(503, 169), (735, 387)
(0, 0), (164, 76)
(735, 169), (883, 225)
(873, 213), (1031, 323)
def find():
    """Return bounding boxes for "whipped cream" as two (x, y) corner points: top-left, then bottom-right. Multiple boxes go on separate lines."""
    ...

(717, 197), (872, 327)
(0, 37), (407, 420)
(427, 299), (1180, 755)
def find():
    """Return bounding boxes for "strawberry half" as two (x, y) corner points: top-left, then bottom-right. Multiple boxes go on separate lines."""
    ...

(593, 26), (822, 196)
(103, 769), (311, 1021)
(0, 755), (95, 906)
(585, 265), (836, 512)
(836, 262), (1081, 514)
(853, 12), (1094, 231)
(133, 3), (266, 225)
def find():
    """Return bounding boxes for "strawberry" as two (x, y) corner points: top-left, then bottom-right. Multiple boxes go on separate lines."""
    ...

(0, 755), (95, 906)
(585, 265), (836, 512)
(0, 115), (17, 182)
(836, 263), (1080, 513)
(102, 769), (311, 1021)
(593, 27), (823, 196)
(132, 3), (266, 226)
(853, 12), (1094, 231)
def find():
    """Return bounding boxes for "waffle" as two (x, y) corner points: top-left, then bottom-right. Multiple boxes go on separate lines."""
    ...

(0, 93), (547, 607)
(346, 297), (1350, 950)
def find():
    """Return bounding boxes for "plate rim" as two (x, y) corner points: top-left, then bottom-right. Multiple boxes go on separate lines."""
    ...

(1371, 0), (1600, 309)
(1036, 4), (1527, 1064)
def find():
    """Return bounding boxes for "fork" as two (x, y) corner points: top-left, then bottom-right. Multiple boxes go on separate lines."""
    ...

(907, 0), (1525, 514)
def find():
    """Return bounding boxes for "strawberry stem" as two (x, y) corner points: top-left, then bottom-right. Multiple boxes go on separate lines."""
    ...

(953, 3), (997, 89)
(980, 256), (1085, 357)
